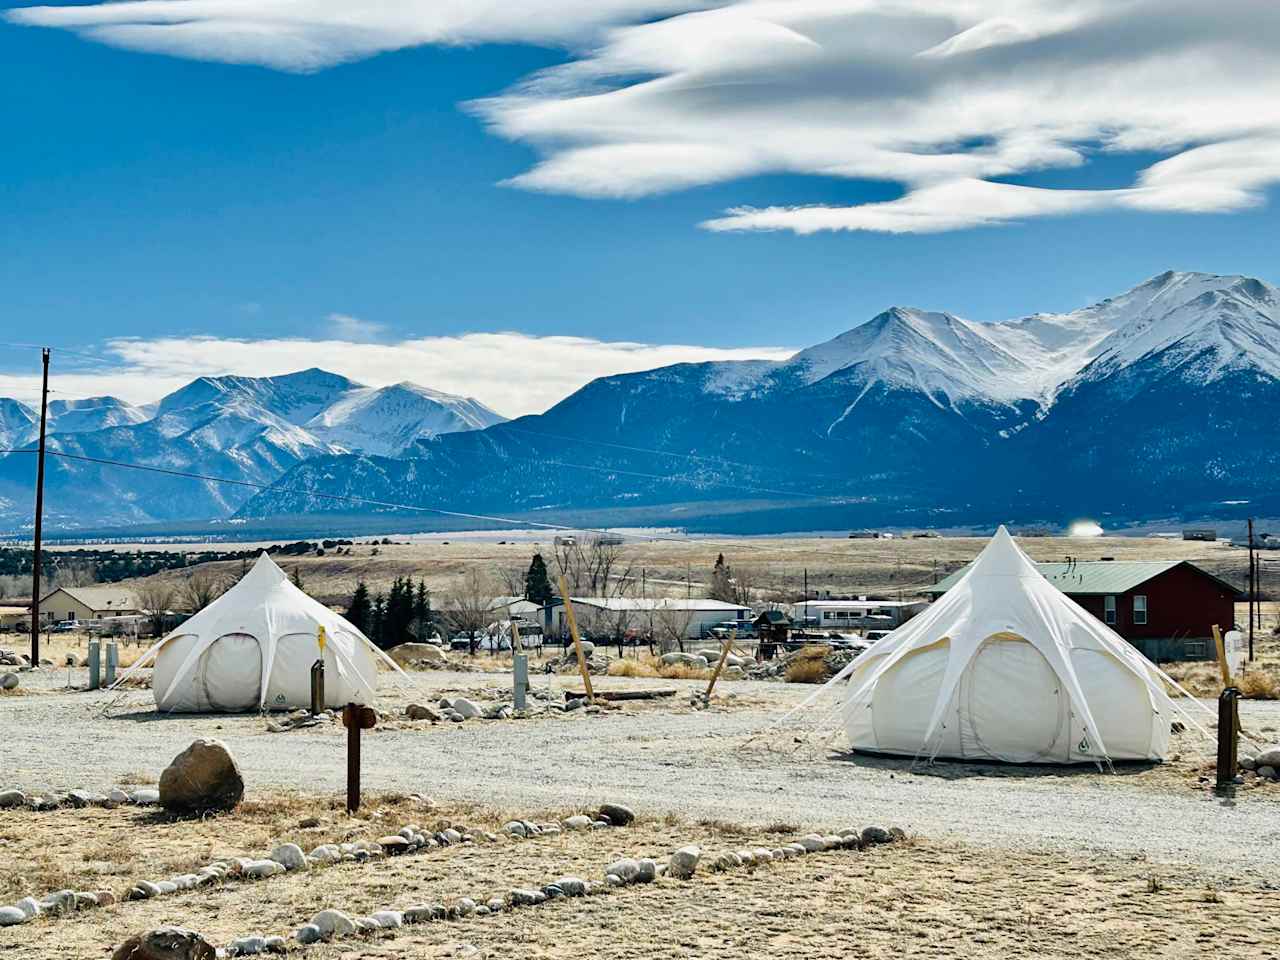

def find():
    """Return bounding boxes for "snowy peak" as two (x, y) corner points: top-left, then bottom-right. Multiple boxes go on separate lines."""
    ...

(0, 398), (36, 449)
(306, 381), (506, 457)
(47, 396), (150, 434)
(156, 368), (358, 426)
(785, 306), (1037, 405)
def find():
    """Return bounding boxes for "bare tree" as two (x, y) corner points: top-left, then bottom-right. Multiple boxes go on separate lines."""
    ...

(653, 601), (696, 654)
(135, 580), (176, 637)
(553, 536), (634, 597)
(442, 567), (497, 655)
(181, 569), (227, 613)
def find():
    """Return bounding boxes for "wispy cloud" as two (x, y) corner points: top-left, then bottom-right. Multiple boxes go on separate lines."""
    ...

(325, 313), (387, 342)
(0, 331), (795, 417)
(9, 1), (1280, 234)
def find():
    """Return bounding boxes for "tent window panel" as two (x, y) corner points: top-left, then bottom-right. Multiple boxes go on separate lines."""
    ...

(1104, 595), (1117, 625)
(1133, 595), (1148, 625)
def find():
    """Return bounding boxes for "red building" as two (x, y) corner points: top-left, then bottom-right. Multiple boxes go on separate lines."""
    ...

(927, 559), (1242, 661)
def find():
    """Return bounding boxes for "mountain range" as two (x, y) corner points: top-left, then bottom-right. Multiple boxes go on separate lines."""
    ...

(2, 270), (1276, 533)
(0, 371), (504, 529)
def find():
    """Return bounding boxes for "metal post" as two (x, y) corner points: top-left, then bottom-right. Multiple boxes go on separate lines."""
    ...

(105, 641), (118, 687)
(513, 653), (528, 711)
(87, 638), (101, 691)
(29, 347), (50, 668)
(310, 659), (325, 714)
(1215, 687), (1240, 790)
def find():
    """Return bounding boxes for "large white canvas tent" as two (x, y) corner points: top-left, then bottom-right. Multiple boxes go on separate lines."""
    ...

(117, 553), (400, 713)
(833, 527), (1199, 764)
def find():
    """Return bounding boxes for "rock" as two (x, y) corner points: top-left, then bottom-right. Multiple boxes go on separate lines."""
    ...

(155, 881), (179, 894)
(1258, 765), (1278, 780)
(1254, 746), (1280, 768)
(486, 898), (505, 913)
(96, 891), (117, 907)
(127, 881), (162, 900)
(635, 858), (658, 883)
(734, 848), (756, 865)
(271, 844), (307, 871)
(455, 898), (476, 916)
(1239, 754), (1257, 771)
(295, 925), (323, 945)
(440, 828), (463, 844)
(14, 897), (40, 919)
(406, 703), (443, 721)
(74, 892), (100, 910)
(722, 666), (745, 680)
(388, 642), (448, 668)
(562, 814), (592, 831)
(451, 698), (483, 719)
(0, 789), (27, 809)
(310, 909), (356, 938)
(554, 877), (586, 897)
(752, 847), (774, 864)
(0, 907), (26, 927)
(798, 834), (825, 852)
(563, 697), (586, 712)
(108, 788), (131, 804)
(509, 889), (542, 907)
(403, 905), (439, 924)
(604, 858), (640, 883)
(597, 802), (635, 826)
(226, 936), (266, 955)
(861, 826), (892, 846)
(377, 836), (413, 855)
(159, 739), (244, 814)
(242, 860), (284, 879)
(43, 890), (76, 913)
(668, 846), (701, 879)
(578, 641), (596, 658)
(503, 821), (527, 838)
(0, 673), (18, 690)
(604, 874), (624, 887)
(263, 936), (286, 954)
(308, 844), (341, 864)
(131, 789), (160, 805)
(372, 910), (403, 928)
(111, 927), (217, 960)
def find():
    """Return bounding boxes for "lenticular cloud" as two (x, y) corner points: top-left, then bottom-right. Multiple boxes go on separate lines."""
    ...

(10, 0), (1280, 234)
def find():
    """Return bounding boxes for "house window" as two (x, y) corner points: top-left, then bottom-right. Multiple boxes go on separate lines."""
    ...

(1104, 596), (1117, 625)
(1133, 595), (1148, 625)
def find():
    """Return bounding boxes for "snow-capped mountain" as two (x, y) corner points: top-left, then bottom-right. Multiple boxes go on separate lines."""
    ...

(307, 382), (505, 457)
(0, 369), (504, 528)
(240, 271), (1280, 530)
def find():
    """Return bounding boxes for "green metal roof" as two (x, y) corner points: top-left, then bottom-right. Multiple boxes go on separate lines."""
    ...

(924, 559), (1232, 597)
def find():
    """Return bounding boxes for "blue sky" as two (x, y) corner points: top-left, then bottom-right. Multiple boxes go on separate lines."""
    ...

(2, 1), (1278, 415)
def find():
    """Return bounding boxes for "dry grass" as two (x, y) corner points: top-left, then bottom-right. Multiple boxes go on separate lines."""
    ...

(605, 656), (711, 681)
(1163, 661), (1280, 699)
(1236, 669), (1280, 699)
(784, 644), (834, 684)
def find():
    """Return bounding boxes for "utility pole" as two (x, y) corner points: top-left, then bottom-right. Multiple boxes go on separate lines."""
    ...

(29, 348), (50, 668)
(1248, 517), (1255, 662)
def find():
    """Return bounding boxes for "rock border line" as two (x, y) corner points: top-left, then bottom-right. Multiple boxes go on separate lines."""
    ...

(0, 801), (636, 931)
(109, 823), (906, 957)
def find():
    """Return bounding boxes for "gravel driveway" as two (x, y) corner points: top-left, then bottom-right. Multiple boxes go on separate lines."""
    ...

(3, 668), (1278, 880)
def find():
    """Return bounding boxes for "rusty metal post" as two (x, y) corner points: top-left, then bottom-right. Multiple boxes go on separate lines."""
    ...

(342, 703), (376, 813)
(1216, 687), (1240, 790)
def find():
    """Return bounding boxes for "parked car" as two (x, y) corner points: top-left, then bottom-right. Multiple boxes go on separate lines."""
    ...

(51, 620), (82, 633)
(709, 619), (757, 639)
(864, 630), (893, 642)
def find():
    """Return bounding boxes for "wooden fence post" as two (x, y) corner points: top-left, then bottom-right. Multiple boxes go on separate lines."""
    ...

(557, 576), (594, 702)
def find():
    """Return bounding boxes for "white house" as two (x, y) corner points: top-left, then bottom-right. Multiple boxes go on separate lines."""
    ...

(790, 599), (927, 631)
(546, 597), (750, 640)
(39, 586), (141, 624)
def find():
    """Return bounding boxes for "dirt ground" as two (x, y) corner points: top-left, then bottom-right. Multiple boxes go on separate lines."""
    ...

(80, 533), (1259, 607)
(1, 793), (1278, 960)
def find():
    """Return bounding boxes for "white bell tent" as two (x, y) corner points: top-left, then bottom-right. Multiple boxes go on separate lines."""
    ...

(802, 527), (1213, 764)
(116, 553), (405, 713)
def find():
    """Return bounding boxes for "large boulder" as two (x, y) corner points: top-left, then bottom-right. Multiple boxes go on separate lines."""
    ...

(1254, 745), (1280, 768)
(159, 740), (244, 814)
(111, 928), (216, 960)
(387, 643), (447, 669)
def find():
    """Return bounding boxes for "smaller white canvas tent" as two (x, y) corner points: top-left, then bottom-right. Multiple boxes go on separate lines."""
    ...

(831, 527), (1205, 764)
(117, 553), (399, 713)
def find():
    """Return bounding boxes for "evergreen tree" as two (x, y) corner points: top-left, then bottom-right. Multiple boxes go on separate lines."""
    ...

(346, 581), (372, 636)
(524, 553), (554, 606)
(413, 580), (431, 639)
(291, 566), (304, 588)
(709, 553), (734, 603)
(371, 593), (387, 648)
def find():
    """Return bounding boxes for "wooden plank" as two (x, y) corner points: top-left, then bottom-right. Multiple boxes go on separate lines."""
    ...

(705, 629), (735, 699)
(1213, 623), (1231, 687)
(557, 575), (594, 702)
(565, 688), (678, 702)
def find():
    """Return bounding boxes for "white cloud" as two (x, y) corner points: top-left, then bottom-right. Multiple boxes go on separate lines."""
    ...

(10, 0), (1280, 233)
(325, 313), (387, 341)
(0, 332), (795, 418)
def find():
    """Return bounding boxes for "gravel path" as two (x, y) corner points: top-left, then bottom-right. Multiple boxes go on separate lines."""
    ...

(3, 669), (1278, 880)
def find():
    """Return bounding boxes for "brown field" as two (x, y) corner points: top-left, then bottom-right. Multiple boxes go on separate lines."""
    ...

(2, 793), (1278, 960)
(87, 533), (1263, 610)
